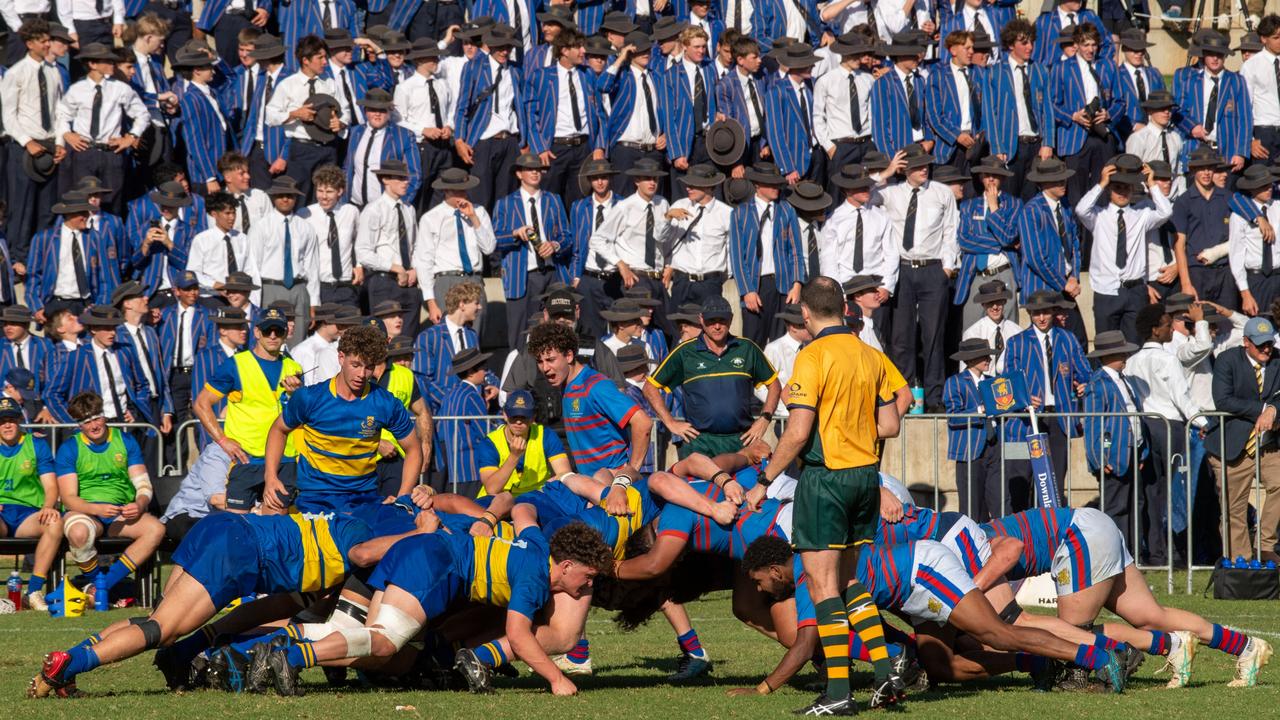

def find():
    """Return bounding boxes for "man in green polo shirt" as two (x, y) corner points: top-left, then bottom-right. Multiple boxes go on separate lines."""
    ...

(644, 296), (780, 459)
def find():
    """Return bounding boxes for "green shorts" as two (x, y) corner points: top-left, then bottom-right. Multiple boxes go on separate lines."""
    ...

(676, 431), (744, 460)
(790, 464), (880, 551)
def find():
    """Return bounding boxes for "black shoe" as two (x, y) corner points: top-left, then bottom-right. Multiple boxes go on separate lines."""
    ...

(154, 646), (189, 690)
(247, 638), (289, 694)
(209, 648), (251, 693)
(668, 652), (713, 682)
(891, 648), (927, 692)
(1055, 664), (1103, 692)
(1030, 658), (1062, 692)
(1120, 645), (1146, 680)
(868, 674), (907, 709)
(793, 694), (859, 716)
(453, 648), (494, 694)
(266, 648), (304, 697)
(323, 666), (349, 686)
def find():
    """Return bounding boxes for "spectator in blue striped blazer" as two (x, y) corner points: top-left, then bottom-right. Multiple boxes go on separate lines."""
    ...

(46, 304), (153, 426)
(146, 0), (192, 66)
(603, 33), (670, 198)
(389, 0), (464, 45)
(277, 0), (360, 72)
(129, 182), (199, 301)
(224, 26), (262, 134)
(526, 29), (608, 208)
(953, 156), (1021, 327)
(1030, 0), (1113, 67)
(521, 4), (575, 83)
(194, 0), (270, 80)
(763, 42), (824, 185)
(190, 307), (248, 449)
(174, 43), (232, 196)
(123, 16), (178, 184)
(438, 347), (496, 493)
(1112, 28), (1165, 141)
(343, 88), (423, 206)
(870, 33), (931, 158)
(77, 177), (130, 280)
(925, 30), (984, 172)
(454, 25), (525, 213)
(1172, 30), (1252, 175)
(1082, 330), (1148, 549)
(321, 29), (380, 135)
(715, 35), (770, 170)
(1050, 23), (1122, 207)
(729, 162), (804, 346)
(26, 193), (118, 322)
(943, 338), (1001, 521)
(1014, 157), (1087, 344)
(473, 0), (537, 62)
(493, 152), (574, 350)
(984, 19), (1055, 201)
(0, 305), (57, 422)
(1002, 289), (1090, 508)
(940, 0), (1008, 65)
(112, 280), (172, 433)
(569, 159), (621, 306)
(661, 26), (719, 195)
(236, 33), (290, 190)
(414, 281), (485, 413)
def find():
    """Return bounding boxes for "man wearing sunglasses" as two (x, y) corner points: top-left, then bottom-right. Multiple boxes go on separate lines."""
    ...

(1206, 316), (1280, 564)
(191, 307), (304, 513)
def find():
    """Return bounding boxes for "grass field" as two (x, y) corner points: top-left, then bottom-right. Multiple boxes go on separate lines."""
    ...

(4, 573), (1279, 719)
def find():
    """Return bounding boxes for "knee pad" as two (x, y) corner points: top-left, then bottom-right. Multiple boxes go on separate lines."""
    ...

(64, 515), (98, 563)
(371, 603), (421, 652)
(136, 618), (163, 649)
(998, 600), (1023, 624)
(333, 598), (369, 627)
(338, 627), (374, 657)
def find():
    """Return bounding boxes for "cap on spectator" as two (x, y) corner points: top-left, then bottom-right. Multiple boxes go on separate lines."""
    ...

(452, 346), (492, 374)
(0, 396), (23, 421)
(363, 316), (387, 334)
(545, 290), (577, 318)
(258, 307), (289, 332)
(700, 295), (733, 322)
(1244, 317), (1277, 346)
(174, 270), (199, 290)
(503, 389), (536, 418)
(6, 368), (35, 394)
(542, 281), (583, 301)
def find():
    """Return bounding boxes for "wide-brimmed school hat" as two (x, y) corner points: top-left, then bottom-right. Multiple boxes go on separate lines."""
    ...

(577, 159), (617, 195)
(455, 19), (493, 43)
(1198, 30), (1231, 55)
(110, 281), (147, 307)
(375, 159), (411, 178)
(787, 181), (832, 214)
(451, 346), (493, 374)
(212, 307), (249, 327)
(626, 158), (665, 178)
(1088, 330), (1140, 358)
(1118, 28), (1153, 51)
(373, 300), (405, 317)
(972, 29), (996, 51)
(483, 25), (520, 49)
(266, 176), (306, 196)
(774, 42), (820, 68)
(434, 167), (479, 191)
(1025, 288), (1066, 311)
(172, 42), (218, 68)
(51, 191), (94, 215)
(623, 288), (662, 308)
(881, 32), (926, 56)
(1186, 146), (1222, 169)
(359, 87), (394, 111)
(250, 33), (286, 60)
(831, 30), (876, 56)
(75, 175), (113, 195)
(22, 140), (56, 182)
(971, 156), (1013, 178)
(0, 304), (32, 324)
(901, 143), (933, 169)
(652, 16), (689, 42)
(537, 5), (577, 28)
(706, 118), (746, 166)
(323, 28), (355, 50)
(1238, 164), (1275, 191)
(973, 280), (1012, 304)
(303, 93), (341, 143)
(601, 299), (646, 322)
(381, 31), (412, 53)
(148, 181), (192, 207)
(1147, 160), (1173, 180)
(624, 29), (652, 50)
(47, 23), (73, 43)
(585, 35), (615, 56)
(1140, 89), (1174, 111)
(1026, 157), (1075, 183)
(933, 165), (970, 184)
(331, 307), (364, 326)
(407, 37), (444, 61)
(1164, 293), (1195, 313)
(514, 151), (550, 171)
(680, 163), (725, 188)
(724, 177), (754, 205)
(863, 151), (890, 172)
(951, 338), (997, 362)
(669, 302), (704, 324)
(602, 11), (639, 34)
(842, 275), (881, 296)
(745, 162), (786, 185)
(832, 163), (875, 190)
(1236, 32), (1264, 53)
(776, 303), (804, 324)
(79, 304), (124, 327)
(221, 271), (259, 292)
(77, 42), (118, 62)
(616, 344), (651, 373)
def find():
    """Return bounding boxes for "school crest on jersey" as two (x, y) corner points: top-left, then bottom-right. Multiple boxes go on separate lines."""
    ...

(927, 597), (943, 615)
(361, 416), (377, 438)
(1056, 568), (1070, 586)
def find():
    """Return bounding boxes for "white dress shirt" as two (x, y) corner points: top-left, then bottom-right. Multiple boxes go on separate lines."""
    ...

(0, 0), (53, 32)
(961, 6), (995, 54)
(858, 314), (883, 351)
(221, 188), (273, 235)
(949, 63), (973, 132)
(188, 227), (248, 293)
(245, 210), (322, 306)
(757, 332), (802, 417)
(1103, 365), (1143, 441)
(828, 0), (872, 33)
(879, 180), (960, 270)
(300, 202), (360, 283)
(725, 0), (752, 33)
(1126, 341), (1207, 429)
(753, 196), (779, 275)
(1125, 121), (1183, 172)
(617, 66), (660, 144)
(122, 322), (157, 395)
(964, 314), (1021, 373)
(395, 71), (454, 135)
(292, 333), (340, 385)
(265, 71), (337, 140)
(1201, 69), (1223, 143)
(589, 192), (671, 272)
(733, 70), (766, 139)
(822, 199), (898, 289)
(57, 0), (123, 23)
(481, 57), (519, 139)
(348, 124), (389, 206)
(0, 55), (61, 146)
(1242, 48), (1280, 128)
(814, 66), (872, 150)
(1008, 59), (1037, 137)
(413, 202), (497, 298)
(554, 63), (590, 138)
(329, 61), (364, 127)
(171, 302), (198, 368)
(664, 196), (732, 275)
(1229, 200), (1280, 293)
(54, 225), (89, 299)
(91, 342), (129, 419)
(55, 76), (148, 146)
(444, 317), (469, 352)
(1075, 183), (1173, 294)
(1036, 327), (1056, 406)
(9, 336), (29, 372)
(356, 192), (417, 274)
(1075, 55), (1100, 105)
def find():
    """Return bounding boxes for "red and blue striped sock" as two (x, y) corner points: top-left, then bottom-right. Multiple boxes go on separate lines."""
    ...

(1093, 634), (1120, 651)
(1148, 631), (1171, 656)
(677, 629), (707, 660)
(566, 638), (590, 663)
(473, 641), (508, 668)
(1209, 625), (1249, 656)
(1074, 644), (1110, 670)
(849, 633), (904, 662)
(1015, 652), (1047, 674)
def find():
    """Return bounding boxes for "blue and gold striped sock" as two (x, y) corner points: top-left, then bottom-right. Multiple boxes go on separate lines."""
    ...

(473, 641), (508, 668)
(285, 642), (318, 669)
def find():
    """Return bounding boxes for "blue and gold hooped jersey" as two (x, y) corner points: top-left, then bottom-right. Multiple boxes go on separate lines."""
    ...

(980, 507), (1076, 580)
(445, 526), (552, 619)
(282, 378), (416, 496)
(246, 512), (375, 594)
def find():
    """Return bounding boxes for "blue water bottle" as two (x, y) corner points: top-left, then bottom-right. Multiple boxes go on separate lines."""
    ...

(93, 572), (108, 612)
(910, 385), (925, 415)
